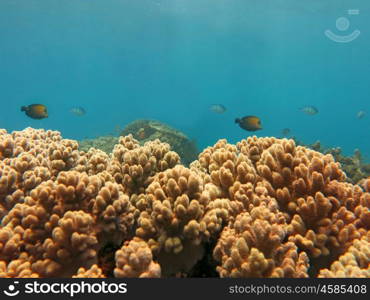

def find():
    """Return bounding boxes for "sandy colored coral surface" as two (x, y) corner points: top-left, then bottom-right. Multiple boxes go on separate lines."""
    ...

(0, 128), (369, 278)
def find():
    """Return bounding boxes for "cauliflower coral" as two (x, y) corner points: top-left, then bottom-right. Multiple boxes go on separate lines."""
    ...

(0, 128), (369, 278)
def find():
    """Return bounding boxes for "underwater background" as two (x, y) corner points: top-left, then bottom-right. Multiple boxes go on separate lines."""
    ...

(0, 0), (369, 159)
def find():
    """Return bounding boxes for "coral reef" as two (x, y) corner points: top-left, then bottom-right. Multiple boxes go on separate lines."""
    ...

(318, 233), (370, 278)
(79, 136), (119, 154)
(294, 139), (370, 184)
(78, 120), (199, 167)
(114, 237), (161, 278)
(120, 119), (199, 166)
(0, 128), (369, 278)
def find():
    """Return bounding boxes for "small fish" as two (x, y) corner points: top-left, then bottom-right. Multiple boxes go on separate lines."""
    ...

(21, 104), (48, 119)
(357, 110), (366, 119)
(282, 128), (291, 136)
(235, 116), (262, 131)
(70, 107), (86, 116)
(210, 104), (226, 114)
(300, 106), (319, 115)
(137, 128), (146, 140)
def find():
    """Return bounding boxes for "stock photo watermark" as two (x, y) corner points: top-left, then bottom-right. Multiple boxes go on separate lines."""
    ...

(3, 281), (20, 297)
(1, 281), (128, 298)
(325, 9), (361, 43)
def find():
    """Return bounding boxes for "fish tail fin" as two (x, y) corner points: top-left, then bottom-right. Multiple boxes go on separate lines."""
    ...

(235, 118), (240, 124)
(21, 106), (27, 112)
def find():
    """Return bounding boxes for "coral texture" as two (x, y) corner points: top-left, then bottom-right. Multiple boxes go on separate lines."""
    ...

(73, 264), (106, 278)
(120, 119), (199, 166)
(114, 237), (161, 278)
(318, 234), (370, 278)
(78, 119), (199, 167)
(295, 139), (370, 184)
(0, 128), (369, 278)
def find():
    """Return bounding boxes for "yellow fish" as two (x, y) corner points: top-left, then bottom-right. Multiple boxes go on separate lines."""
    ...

(235, 116), (262, 131)
(21, 104), (48, 119)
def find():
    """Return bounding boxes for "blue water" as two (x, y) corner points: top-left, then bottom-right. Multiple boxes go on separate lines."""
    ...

(1, 0), (369, 159)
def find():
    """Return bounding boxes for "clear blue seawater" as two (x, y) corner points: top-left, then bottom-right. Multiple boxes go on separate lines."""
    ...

(1, 0), (369, 159)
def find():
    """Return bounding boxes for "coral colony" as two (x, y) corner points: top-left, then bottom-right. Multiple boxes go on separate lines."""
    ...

(0, 128), (369, 278)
